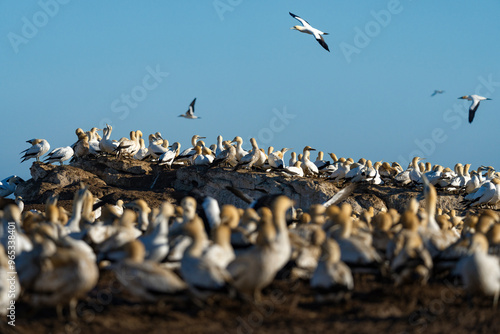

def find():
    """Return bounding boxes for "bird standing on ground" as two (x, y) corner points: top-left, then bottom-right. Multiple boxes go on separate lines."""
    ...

(44, 147), (74, 165)
(179, 98), (201, 119)
(20, 139), (50, 162)
(289, 12), (330, 52)
(458, 95), (492, 123)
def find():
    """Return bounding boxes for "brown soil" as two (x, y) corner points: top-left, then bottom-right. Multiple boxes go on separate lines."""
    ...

(5, 269), (499, 334)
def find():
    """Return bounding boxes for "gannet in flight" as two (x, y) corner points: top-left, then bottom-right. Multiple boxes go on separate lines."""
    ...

(431, 90), (444, 97)
(289, 12), (329, 52)
(178, 98), (200, 119)
(458, 95), (492, 123)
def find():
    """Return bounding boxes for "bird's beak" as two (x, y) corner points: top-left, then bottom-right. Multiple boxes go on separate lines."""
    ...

(310, 148), (316, 151)
(487, 98), (493, 100)
(199, 137), (206, 139)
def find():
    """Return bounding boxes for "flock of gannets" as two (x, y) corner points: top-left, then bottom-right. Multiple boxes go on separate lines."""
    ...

(3, 12), (497, 319)
(285, 12), (494, 122)
(12, 128), (500, 210)
(2, 172), (500, 318)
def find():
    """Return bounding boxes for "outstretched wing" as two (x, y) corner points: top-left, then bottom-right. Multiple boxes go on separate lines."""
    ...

(469, 100), (480, 123)
(187, 98), (196, 117)
(289, 12), (310, 27)
(315, 35), (330, 52)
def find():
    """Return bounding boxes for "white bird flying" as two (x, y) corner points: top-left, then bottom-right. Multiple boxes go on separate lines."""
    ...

(458, 95), (492, 123)
(289, 12), (330, 52)
(178, 98), (201, 119)
(430, 90), (445, 97)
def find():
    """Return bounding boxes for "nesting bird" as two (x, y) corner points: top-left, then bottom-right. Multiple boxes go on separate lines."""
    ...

(20, 139), (50, 162)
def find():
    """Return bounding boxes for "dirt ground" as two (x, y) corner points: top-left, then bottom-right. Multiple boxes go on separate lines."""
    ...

(4, 268), (499, 334)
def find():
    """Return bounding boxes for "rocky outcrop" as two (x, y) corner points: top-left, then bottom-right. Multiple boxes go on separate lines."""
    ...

(15, 157), (472, 215)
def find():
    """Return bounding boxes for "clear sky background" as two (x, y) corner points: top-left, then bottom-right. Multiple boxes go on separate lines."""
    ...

(1, 0), (499, 184)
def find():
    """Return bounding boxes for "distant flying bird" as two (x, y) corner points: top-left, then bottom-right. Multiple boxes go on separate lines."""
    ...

(458, 95), (492, 123)
(289, 12), (329, 52)
(178, 98), (201, 119)
(430, 90), (445, 97)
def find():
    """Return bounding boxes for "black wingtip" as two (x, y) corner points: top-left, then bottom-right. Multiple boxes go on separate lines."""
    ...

(469, 111), (475, 123)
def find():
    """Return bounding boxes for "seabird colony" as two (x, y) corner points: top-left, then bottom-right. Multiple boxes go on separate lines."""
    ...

(0, 125), (499, 319)
(1, 9), (497, 323)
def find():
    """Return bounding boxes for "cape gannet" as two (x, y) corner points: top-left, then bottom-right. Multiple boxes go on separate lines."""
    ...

(390, 216), (433, 286)
(431, 90), (445, 97)
(463, 179), (500, 208)
(267, 148), (290, 169)
(44, 146), (74, 165)
(211, 140), (238, 167)
(289, 152), (297, 167)
(25, 226), (99, 319)
(179, 98), (201, 119)
(159, 142), (181, 168)
(234, 138), (261, 170)
(282, 161), (304, 177)
(458, 95), (492, 123)
(134, 138), (149, 160)
(228, 207), (279, 301)
(458, 233), (500, 308)
(310, 238), (353, 302)
(147, 134), (168, 159)
(176, 135), (206, 164)
(99, 124), (120, 154)
(301, 146), (319, 176)
(203, 205), (237, 270)
(215, 135), (224, 156)
(289, 12), (330, 52)
(20, 139), (50, 162)
(180, 216), (231, 299)
(115, 130), (142, 158)
(87, 127), (102, 155)
(0, 175), (24, 197)
(192, 146), (213, 166)
(231, 136), (249, 161)
(109, 240), (187, 302)
(73, 131), (90, 158)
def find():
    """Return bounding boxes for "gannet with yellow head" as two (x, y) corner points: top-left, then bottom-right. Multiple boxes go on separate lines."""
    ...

(289, 12), (330, 52)
(20, 138), (50, 162)
(458, 95), (492, 123)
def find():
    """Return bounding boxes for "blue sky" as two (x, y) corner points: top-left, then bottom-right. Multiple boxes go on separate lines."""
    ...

(1, 1), (499, 185)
